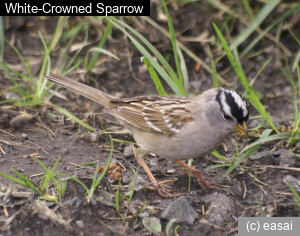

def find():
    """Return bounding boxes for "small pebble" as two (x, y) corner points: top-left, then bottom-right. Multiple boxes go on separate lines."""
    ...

(122, 175), (131, 184)
(149, 157), (158, 166)
(63, 148), (69, 154)
(161, 196), (198, 225)
(21, 133), (28, 140)
(134, 176), (145, 191)
(89, 132), (99, 142)
(76, 220), (84, 228)
(124, 146), (133, 158)
(140, 212), (149, 218)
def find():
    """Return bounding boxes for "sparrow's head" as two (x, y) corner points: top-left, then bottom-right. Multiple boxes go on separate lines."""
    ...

(216, 88), (249, 136)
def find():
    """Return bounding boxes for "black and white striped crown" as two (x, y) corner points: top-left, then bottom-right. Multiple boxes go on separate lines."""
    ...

(216, 88), (249, 124)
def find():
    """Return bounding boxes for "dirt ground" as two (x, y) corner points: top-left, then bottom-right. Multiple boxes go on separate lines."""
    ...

(1, 6), (300, 236)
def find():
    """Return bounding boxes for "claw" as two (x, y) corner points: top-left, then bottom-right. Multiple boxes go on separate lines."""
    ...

(175, 160), (216, 191)
(146, 183), (182, 198)
(190, 168), (216, 191)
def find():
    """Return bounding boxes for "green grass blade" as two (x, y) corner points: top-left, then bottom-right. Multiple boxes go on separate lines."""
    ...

(281, 56), (296, 90)
(293, 49), (300, 72)
(11, 169), (43, 195)
(56, 22), (86, 71)
(16, 101), (96, 132)
(108, 17), (186, 96)
(142, 57), (166, 96)
(60, 21), (84, 42)
(252, 57), (272, 82)
(88, 20), (113, 71)
(88, 134), (114, 200)
(207, 163), (231, 169)
(241, 0), (254, 19)
(0, 16), (4, 61)
(35, 156), (61, 193)
(3, 38), (32, 77)
(241, 131), (291, 154)
(52, 104), (96, 132)
(255, 199), (267, 217)
(94, 134), (114, 187)
(0, 61), (27, 96)
(208, 45), (219, 88)
(230, 0), (280, 50)
(141, 16), (230, 86)
(177, 45), (189, 92)
(288, 94), (300, 145)
(213, 23), (279, 133)
(36, 159), (52, 191)
(224, 129), (273, 176)
(0, 171), (26, 186)
(287, 183), (300, 209)
(110, 17), (181, 83)
(58, 173), (90, 193)
(211, 150), (229, 162)
(241, 4), (300, 57)
(86, 47), (119, 62)
(162, 0), (184, 85)
(242, 57), (272, 97)
(37, 31), (51, 101)
(1, 62), (33, 82)
(48, 16), (65, 52)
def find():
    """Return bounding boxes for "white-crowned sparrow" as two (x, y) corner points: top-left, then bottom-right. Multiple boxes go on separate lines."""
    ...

(45, 74), (249, 197)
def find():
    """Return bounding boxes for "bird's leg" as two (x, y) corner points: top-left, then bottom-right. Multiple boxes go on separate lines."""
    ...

(174, 160), (216, 190)
(131, 145), (181, 198)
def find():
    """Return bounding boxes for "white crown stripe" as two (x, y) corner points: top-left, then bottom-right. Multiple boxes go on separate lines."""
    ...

(221, 92), (232, 117)
(228, 90), (248, 117)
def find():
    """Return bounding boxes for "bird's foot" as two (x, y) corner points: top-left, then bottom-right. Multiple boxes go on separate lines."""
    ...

(187, 168), (216, 191)
(145, 183), (182, 198)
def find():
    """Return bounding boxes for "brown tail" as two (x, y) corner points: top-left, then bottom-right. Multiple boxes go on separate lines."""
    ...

(45, 74), (115, 107)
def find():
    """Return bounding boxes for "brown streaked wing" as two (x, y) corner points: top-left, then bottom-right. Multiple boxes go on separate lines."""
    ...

(104, 96), (194, 136)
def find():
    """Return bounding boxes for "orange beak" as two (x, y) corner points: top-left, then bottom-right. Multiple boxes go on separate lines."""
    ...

(234, 121), (247, 136)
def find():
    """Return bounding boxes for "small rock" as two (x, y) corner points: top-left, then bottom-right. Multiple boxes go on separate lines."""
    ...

(124, 201), (138, 216)
(149, 157), (158, 166)
(89, 132), (99, 142)
(65, 166), (73, 171)
(21, 133), (28, 140)
(140, 212), (150, 218)
(122, 175), (131, 184)
(133, 222), (140, 230)
(166, 161), (176, 173)
(283, 175), (300, 192)
(203, 192), (233, 226)
(124, 146), (133, 158)
(63, 148), (69, 154)
(231, 179), (243, 197)
(161, 196), (198, 225)
(278, 150), (296, 167)
(134, 176), (145, 191)
(5, 92), (20, 100)
(97, 190), (114, 207)
(76, 220), (84, 228)
(249, 150), (275, 165)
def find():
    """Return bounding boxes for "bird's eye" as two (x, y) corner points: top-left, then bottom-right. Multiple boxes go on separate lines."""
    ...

(222, 113), (232, 121)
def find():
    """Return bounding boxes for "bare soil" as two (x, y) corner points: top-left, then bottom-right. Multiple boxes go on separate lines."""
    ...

(1, 7), (300, 236)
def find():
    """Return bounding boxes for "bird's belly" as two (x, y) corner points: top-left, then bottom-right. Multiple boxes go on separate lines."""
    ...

(132, 129), (226, 160)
